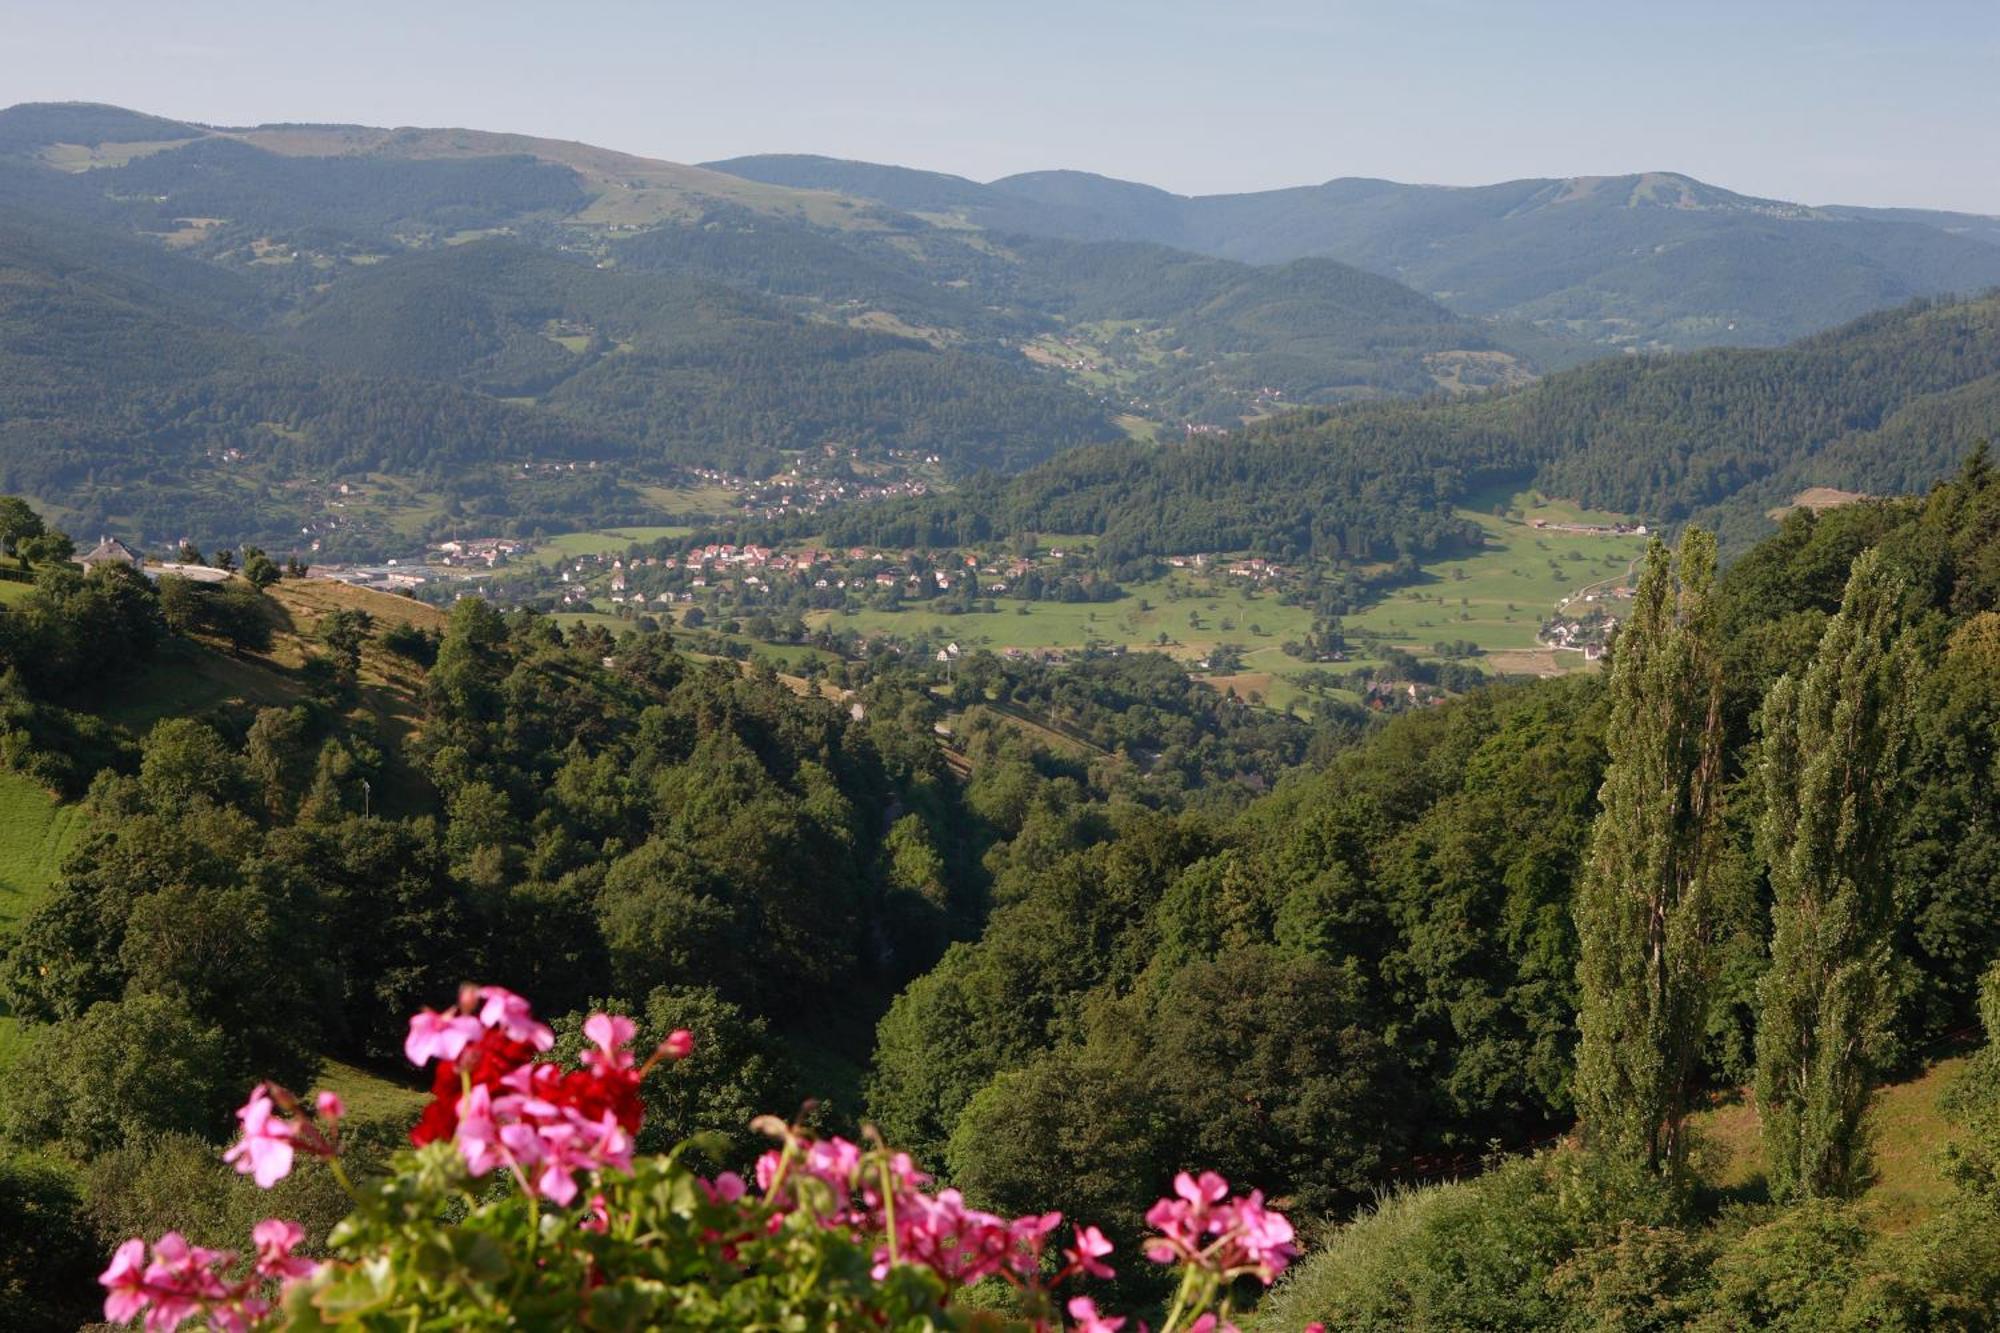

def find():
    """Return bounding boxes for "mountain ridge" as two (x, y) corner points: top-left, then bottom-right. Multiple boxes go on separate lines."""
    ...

(710, 154), (2000, 349)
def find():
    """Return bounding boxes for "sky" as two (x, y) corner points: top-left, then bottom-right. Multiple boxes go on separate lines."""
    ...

(3, 0), (1998, 213)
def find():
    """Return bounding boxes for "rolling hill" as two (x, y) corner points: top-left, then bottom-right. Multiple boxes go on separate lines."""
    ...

(0, 100), (1544, 464)
(796, 292), (2000, 566)
(709, 155), (2000, 351)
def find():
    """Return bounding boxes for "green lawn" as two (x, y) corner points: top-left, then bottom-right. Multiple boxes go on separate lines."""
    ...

(0, 578), (36, 607)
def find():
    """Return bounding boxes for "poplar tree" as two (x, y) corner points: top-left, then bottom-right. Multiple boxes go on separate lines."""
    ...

(1573, 528), (1726, 1175)
(1754, 547), (1911, 1201)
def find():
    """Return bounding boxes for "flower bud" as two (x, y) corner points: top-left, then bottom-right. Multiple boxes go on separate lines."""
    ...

(661, 1028), (695, 1061)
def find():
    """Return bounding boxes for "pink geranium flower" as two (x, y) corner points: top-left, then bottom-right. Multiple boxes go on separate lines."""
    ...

(1067, 1296), (1127, 1333)
(223, 1085), (296, 1188)
(251, 1218), (317, 1281)
(403, 1008), (484, 1067)
(477, 986), (555, 1050)
(99, 1238), (149, 1325)
(1065, 1222), (1116, 1279)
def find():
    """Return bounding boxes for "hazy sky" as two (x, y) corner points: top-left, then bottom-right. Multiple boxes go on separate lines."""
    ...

(5, 0), (1998, 212)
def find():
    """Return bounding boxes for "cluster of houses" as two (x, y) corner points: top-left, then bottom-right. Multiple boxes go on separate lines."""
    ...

(545, 540), (1058, 610)
(738, 472), (932, 521)
(1538, 608), (1618, 659)
(426, 537), (529, 568)
(1528, 518), (1650, 536)
(1165, 553), (1289, 582)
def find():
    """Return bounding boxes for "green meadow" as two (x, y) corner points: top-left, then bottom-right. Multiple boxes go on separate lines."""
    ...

(528, 526), (694, 568)
(792, 491), (1650, 710)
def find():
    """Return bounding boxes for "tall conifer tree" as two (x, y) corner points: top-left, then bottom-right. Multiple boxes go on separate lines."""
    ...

(1573, 528), (1725, 1175)
(1754, 547), (1911, 1200)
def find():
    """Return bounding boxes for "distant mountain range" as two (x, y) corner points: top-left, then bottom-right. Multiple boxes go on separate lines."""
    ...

(705, 156), (2000, 350)
(1, 99), (1997, 554)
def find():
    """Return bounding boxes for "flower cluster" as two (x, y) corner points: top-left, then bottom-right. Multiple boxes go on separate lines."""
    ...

(221, 1084), (344, 1189)
(405, 986), (690, 1205)
(756, 1124), (1123, 1298)
(1144, 1169), (1299, 1282)
(100, 985), (1320, 1333)
(100, 1221), (316, 1333)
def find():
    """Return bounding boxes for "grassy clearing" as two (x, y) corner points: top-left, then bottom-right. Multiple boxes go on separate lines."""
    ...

(0, 771), (87, 1075)
(799, 492), (1642, 710)
(528, 527), (693, 568)
(0, 770), (86, 937)
(1690, 1056), (1967, 1228)
(636, 483), (740, 515)
(1342, 501), (1646, 660)
(0, 578), (36, 607)
(316, 1057), (429, 1126)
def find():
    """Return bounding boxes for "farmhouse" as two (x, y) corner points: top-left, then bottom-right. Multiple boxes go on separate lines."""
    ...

(78, 536), (144, 571)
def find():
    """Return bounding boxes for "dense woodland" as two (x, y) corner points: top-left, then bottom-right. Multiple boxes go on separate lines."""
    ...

(1, 446), (1998, 1325)
(781, 293), (2000, 566)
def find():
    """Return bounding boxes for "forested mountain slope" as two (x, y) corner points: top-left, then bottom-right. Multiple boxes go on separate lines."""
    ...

(0, 211), (617, 545)
(281, 240), (1116, 473)
(792, 293), (2000, 564)
(712, 154), (2000, 351)
(0, 100), (1550, 523)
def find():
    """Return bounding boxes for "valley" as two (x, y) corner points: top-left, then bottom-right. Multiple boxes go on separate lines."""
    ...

(0, 57), (1999, 1333)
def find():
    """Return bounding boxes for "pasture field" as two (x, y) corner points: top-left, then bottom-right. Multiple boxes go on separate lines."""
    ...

(808, 574), (1314, 660)
(794, 491), (1646, 710)
(635, 482), (741, 514)
(528, 526), (693, 567)
(1341, 507), (1643, 659)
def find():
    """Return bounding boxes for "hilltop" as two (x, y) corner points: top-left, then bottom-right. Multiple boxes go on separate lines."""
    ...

(708, 156), (2000, 349)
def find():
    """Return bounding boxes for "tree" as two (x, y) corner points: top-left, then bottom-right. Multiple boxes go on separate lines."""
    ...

(240, 546), (280, 588)
(0, 992), (232, 1153)
(318, 608), (374, 674)
(139, 717), (244, 809)
(0, 495), (45, 565)
(552, 985), (797, 1165)
(1572, 530), (1726, 1177)
(1754, 548), (1912, 1201)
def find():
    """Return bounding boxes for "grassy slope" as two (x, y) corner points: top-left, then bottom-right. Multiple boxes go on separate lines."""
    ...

(227, 124), (880, 232)
(0, 578), (446, 1081)
(1691, 1057), (1966, 1230)
(0, 770), (88, 1067)
(1258, 1060), (1973, 1329)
